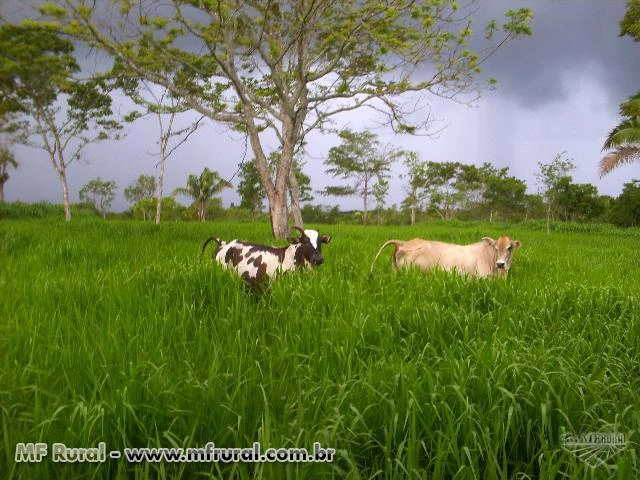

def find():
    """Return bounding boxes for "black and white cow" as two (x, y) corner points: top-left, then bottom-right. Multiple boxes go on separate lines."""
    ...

(201, 227), (332, 284)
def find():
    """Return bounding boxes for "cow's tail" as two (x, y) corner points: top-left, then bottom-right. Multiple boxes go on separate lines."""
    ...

(369, 240), (402, 277)
(200, 236), (223, 263)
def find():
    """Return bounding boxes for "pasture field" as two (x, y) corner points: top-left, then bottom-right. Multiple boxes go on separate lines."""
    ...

(1, 219), (639, 479)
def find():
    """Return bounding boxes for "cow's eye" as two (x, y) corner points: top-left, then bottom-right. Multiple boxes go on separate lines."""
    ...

(507, 245), (512, 251)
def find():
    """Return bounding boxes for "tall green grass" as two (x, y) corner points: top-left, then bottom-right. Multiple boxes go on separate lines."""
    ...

(1, 219), (638, 479)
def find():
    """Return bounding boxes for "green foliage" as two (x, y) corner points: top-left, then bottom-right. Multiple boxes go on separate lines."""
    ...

(129, 197), (197, 222)
(237, 161), (265, 218)
(553, 177), (607, 222)
(1, 220), (639, 479)
(402, 158), (528, 222)
(0, 24), (121, 221)
(620, 0), (640, 40)
(204, 197), (225, 221)
(0, 201), (96, 219)
(524, 194), (547, 220)
(0, 143), (18, 201)
(481, 172), (528, 221)
(300, 204), (342, 224)
(609, 179), (640, 227)
(599, 1), (640, 177)
(372, 177), (390, 223)
(79, 177), (117, 219)
(536, 151), (576, 231)
(322, 130), (401, 224)
(600, 92), (640, 176)
(0, 24), (78, 115)
(124, 174), (156, 204)
(173, 167), (232, 221)
(29, 0), (532, 236)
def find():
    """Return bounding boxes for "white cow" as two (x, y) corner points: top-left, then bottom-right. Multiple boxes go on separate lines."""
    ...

(370, 236), (521, 278)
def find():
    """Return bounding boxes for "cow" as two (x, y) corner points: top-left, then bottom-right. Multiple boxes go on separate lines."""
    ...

(200, 226), (332, 285)
(370, 236), (521, 278)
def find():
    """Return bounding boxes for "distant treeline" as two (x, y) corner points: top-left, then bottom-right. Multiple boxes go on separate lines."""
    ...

(3, 177), (640, 229)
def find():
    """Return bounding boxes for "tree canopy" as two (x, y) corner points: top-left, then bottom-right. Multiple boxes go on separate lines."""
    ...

(0, 24), (121, 221)
(79, 177), (117, 219)
(322, 129), (401, 224)
(173, 167), (232, 221)
(30, 0), (533, 237)
(599, 1), (640, 177)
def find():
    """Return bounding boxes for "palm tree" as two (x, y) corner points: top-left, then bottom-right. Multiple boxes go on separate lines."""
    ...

(599, 93), (640, 177)
(0, 144), (18, 203)
(173, 167), (232, 221)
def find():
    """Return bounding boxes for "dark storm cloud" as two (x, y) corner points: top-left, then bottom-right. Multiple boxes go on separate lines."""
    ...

(475, 0), (640, 107)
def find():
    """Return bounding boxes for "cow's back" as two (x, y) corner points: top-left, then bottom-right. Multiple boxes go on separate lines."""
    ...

(396, 239), (494, 276)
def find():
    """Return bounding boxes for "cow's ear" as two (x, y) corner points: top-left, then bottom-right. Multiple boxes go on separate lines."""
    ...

(512, 240), (521, 249)
(288, 237), (300, 244)
(482, 237), (495, 246)
(321, 235), (332, 244)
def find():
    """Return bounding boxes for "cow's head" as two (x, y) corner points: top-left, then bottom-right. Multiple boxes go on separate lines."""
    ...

(288, 226), (332, 266)
(482, 236), (521, 273)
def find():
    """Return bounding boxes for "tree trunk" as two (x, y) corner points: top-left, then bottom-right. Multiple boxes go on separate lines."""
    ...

(546, 202), (551, 234)
(243, 110), (297, 239)
(155, 155), (166, 225)
(0, 181), (4, 203)
(288, 167), (304, 228)
(410, 205), (415, 225)
(269, 191), (290, 239)
(363, 180), (368, 225)
(199, 200), (206, 222)
(57, 168), (71, 223)
(48, 143), (71, 222)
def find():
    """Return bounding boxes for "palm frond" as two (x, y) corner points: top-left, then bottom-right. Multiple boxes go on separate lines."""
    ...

(603, 122), (640, 150)
(172, 187), (192, 198)
(599, 145), (640, 177)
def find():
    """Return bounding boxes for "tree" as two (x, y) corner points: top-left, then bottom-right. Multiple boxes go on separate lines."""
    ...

(553, 178), (606, 222)
(620, 0), (640, 41)
(237, 153), (312, 223)
(401, 151), (426, 225)
(267, 151), (313, 227)
(523, 194), (546, 221)
(0, 143), (18, 203)
(79, 177), (116, 219)
(124, 174), (157, 221)
(38, 1), (532, 238)
(423, 161), (464, 220)
(372, 178), (390, 225)
(0, 24), (121, 222)
(609, 179), (640, 227)
(401, 158), (468, 222)
(599, 92), (640, 176)
(482, 172), (527, 221)
(173, 168), (232, 222)
(535, 151), (575, 233)
(237, 160), (266, 220)
(115, 76), (205, 225)
(599, 2), (640, 176)
(321, 130), (399, 224)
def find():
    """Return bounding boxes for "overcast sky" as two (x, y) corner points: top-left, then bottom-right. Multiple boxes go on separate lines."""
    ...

(3, 0), (640, 212)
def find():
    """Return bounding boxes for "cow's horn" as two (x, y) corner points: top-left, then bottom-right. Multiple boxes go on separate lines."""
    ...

(292, 226), (306, 237)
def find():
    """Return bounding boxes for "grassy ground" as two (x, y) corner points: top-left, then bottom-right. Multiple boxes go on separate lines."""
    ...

(1, 219), (639, 479)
